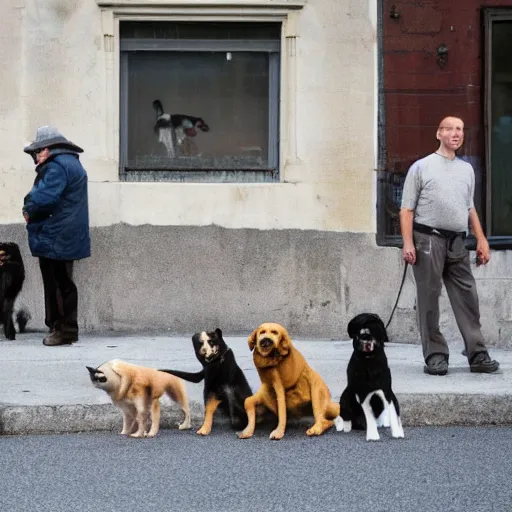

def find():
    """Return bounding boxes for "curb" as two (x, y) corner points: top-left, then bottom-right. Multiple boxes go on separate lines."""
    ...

(399, 394), (512, 426)
(1, 394), (511, 435)
(0, 402), (204, 436)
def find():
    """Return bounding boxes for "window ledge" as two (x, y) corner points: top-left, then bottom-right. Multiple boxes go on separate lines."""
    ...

(376, 234), (512, 251)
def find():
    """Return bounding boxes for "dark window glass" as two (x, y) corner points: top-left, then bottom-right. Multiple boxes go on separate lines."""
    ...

(126, 51), (270, 171)
(490, 20), (512, 236)
(119, 21), (280, 182)
(120, 21), (281, 40)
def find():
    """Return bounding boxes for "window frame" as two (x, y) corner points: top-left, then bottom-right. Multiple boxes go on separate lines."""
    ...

(376, 0), (402, 247)
(119, 34), (281, 182)
(95, 0), (305, 183)
(483, 7), (512, 248)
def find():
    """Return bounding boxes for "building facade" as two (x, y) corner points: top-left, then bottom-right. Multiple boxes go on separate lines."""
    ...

(0, 0), (510, 346)
(378, 0), (512, 347)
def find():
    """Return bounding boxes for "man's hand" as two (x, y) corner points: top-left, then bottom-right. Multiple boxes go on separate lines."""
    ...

(469, 208), (489, 265)
(402, 241), (416, 265)
(476, 237), (490, 266)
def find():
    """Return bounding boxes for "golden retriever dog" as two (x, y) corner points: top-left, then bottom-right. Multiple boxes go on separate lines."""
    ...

(238, 323), (340, 440)
(87, 359), (191, 438)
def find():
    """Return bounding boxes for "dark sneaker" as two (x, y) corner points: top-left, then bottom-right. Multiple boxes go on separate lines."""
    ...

(43, 331), (77, 346)
(424, 354), (448, 376)
(470, 352), (499, 373)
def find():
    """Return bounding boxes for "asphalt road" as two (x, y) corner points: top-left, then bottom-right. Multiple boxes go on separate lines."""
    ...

(0, 426), (511, 512)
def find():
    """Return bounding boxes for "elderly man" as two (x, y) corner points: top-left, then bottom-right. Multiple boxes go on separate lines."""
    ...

(22, 126), (90, 346)
(400, 116), (499, 375)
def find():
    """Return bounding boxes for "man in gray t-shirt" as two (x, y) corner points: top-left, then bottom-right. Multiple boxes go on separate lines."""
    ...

(401, 153), (475, 233)
(399, 116), (499, 375)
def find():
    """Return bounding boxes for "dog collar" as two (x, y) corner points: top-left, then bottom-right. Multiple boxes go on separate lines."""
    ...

(219, 347), (231, 363)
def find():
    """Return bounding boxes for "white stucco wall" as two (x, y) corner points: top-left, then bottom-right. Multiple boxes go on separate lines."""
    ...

(0, 0), (377, 233)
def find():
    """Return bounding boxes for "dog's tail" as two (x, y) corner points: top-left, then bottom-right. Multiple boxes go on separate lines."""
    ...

(158, 368), (205, 384)
(153, 99), (164, 118)
(16, 308), (31, 333)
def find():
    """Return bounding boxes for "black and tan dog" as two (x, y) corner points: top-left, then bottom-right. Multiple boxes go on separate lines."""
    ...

(239, 322), (340, 440)
(160, 328), (252, 435)
(337, 313), (404, 441)
(87, 359), (191, 438)
(0, 242), (30, 340)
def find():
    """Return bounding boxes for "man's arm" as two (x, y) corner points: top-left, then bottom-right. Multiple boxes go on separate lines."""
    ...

(400, 208), (416, 265)
(22, 163), (67, 219)
(468, 207), (490, 265)
(399, 162), (421, 265)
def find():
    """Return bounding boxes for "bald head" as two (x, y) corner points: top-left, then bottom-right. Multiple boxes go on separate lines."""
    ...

(438, 116), (464, 130)
(436, 116), (464, 153)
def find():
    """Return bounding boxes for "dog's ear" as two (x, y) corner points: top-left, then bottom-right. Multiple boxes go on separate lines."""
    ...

(276, 330), (291, 356)
(369, 315), (388, 343)
(379, 324), (389, 343)
(86, 366), (97, 376)
(86, 366), (107, 383)
(248, 328), (258, 351)
(347, 316), (362, 340)
(215, 328), (223, 338)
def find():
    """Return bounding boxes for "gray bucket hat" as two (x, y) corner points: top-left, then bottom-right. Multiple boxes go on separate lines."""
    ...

(23, 125), (83, 154)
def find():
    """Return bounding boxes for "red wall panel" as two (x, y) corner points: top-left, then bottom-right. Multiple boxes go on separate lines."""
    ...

(382, 0), (512, 174)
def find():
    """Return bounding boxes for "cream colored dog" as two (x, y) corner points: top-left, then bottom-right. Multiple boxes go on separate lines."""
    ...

(87, 359), (191, 438)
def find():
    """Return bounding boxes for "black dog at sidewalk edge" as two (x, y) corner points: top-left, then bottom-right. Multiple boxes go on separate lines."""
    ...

(0, 242), (30, 340)
(336, 313), (404, 441)
(159, 328), (253, 435)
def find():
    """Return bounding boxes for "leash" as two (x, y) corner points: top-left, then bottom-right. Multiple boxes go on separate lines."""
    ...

(385, 261), (409, 329)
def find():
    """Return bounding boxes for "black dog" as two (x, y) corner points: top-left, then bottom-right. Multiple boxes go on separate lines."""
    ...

(159, 328), (252, 435)
(337, 313), (404, 441)
(0, 242), (29, 340)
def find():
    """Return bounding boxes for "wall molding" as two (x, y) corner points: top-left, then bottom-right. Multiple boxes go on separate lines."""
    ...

(96, 1), (305, 19)
(96, 0), (306, 8)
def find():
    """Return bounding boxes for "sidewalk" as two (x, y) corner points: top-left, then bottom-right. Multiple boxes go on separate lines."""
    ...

(0, 331), (511, 435)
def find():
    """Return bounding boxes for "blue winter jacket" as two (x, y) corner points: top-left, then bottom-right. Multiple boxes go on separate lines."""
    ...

(23, 150), (91, 261)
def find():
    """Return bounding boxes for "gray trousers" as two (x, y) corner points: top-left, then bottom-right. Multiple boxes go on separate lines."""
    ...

(412, 230), (488, 363)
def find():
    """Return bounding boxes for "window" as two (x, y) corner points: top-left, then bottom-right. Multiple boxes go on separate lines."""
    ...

(119, 21), (281, 182)
(485, 10), (512, 238)
(377, 3), (512, 248)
